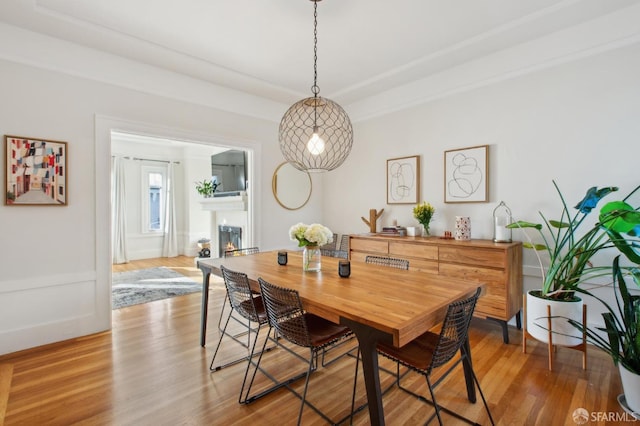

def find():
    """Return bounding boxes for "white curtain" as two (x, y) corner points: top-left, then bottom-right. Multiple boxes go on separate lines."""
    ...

(111, 156), (129, 264)
(162, 161), (178, 257)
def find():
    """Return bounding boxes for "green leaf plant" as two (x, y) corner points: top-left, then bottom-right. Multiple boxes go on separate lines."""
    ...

(569, 256), (640, 374)
(507, 181), (640, 301)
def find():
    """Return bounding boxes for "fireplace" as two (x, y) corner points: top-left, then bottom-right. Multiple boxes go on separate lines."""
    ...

(218, 225), (242, 257)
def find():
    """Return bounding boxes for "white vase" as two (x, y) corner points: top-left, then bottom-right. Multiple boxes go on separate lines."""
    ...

(619, 363), (640, 415)
(526, 290), (583, 347)
(303, 245), (321, 272)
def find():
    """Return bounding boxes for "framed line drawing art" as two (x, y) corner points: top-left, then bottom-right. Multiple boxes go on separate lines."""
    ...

(5, 135), (68, 205)
(444, 145), (488, 203)
(387, 155), (420, 204)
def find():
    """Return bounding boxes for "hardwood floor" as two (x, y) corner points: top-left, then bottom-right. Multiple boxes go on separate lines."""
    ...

(0, 256), (627, 425)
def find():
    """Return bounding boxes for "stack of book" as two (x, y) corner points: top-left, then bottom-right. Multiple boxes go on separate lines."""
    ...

(380, 226), (407, 236)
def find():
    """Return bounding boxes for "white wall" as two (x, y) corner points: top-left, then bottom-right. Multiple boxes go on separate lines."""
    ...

(1, 20), (639, 355)
(323, 42), (640, 327)
(0, 56), (319, 354)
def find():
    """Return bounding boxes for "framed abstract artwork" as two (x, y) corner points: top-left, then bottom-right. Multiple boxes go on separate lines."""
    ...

(5, 135), (68, 205)
(387, 155), (420, 204)
(444, 145), (488, 203)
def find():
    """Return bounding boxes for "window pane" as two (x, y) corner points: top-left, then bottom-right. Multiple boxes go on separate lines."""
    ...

(148, 172), (162, 231)
(149, 172), (163, 187)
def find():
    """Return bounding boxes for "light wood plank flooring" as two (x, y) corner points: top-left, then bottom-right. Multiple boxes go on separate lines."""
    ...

(0, 256), (628, 425)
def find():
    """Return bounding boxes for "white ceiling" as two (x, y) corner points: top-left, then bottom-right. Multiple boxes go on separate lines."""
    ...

(1, 0), (639, 109)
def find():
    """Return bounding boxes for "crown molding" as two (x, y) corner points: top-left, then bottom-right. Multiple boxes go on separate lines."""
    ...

(0, 22), (287, 123)
(2, 3), (640, 125)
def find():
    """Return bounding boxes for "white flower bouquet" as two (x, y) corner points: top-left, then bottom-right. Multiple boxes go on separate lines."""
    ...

(289, 222), (333, 247)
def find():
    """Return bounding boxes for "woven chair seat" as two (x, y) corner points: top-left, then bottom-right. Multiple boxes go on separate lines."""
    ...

(301, 313), (352, 347)
(377, 332), (440, 372)
(238, 296), (268, 324)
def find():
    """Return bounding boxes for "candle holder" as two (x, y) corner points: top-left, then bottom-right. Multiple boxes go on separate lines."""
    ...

(277, 251), (288, 265)
(338, 260), (351, 278)
(493, 201), (513, 243)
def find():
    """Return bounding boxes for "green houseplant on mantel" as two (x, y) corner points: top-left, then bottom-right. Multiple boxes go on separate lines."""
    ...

(508, 181), (640, 346)
(195, 179), (218, 198)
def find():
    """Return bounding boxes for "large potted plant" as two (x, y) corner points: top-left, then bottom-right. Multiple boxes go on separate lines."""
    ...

(508, 181), (640, 346)
(568, 256), (640, 414)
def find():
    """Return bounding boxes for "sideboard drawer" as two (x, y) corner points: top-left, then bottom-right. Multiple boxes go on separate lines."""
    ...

(408, 258), (439, 273)
(350, 238), (388, 254)
(439, 247), (505, 268)
(439, 263), (506, 288)
(389, 242), (438, 260)
(350, 251), (369, 263)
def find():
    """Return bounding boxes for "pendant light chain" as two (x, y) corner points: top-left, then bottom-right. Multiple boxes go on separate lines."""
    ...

(312, 0), (319, 97)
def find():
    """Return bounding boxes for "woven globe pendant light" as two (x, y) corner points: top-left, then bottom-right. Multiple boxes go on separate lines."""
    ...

(279, 0), (353, 172)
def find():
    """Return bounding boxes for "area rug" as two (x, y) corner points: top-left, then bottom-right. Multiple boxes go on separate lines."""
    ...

(112, 267), (201, 309)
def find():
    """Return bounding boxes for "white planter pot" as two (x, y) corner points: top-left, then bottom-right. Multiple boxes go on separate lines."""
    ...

(619, 363), (640, 415)
(526, 290), (583, 347)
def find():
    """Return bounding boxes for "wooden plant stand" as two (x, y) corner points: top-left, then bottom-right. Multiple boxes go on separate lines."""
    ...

(522, 294), (587, 371)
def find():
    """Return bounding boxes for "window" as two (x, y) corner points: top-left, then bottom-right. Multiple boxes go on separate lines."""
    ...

(142, 167), (166, 233)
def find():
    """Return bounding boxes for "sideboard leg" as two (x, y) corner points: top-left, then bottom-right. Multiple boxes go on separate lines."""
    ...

(486, 317), (510, 344)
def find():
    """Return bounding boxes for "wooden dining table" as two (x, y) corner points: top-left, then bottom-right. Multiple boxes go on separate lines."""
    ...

(197, 250), (482, 426)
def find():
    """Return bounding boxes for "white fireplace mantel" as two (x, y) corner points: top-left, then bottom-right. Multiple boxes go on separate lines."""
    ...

(199, 192), (247, 211)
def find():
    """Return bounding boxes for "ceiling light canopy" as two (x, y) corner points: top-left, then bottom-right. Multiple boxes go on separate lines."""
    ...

(279, 0), (353, 173)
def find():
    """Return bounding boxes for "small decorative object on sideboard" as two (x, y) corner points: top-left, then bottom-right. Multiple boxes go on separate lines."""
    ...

(440, 230), (454, 240)
(361, 208), (384, 233)
(493, 201), (513, 243)
(381, 226), (406, 236)
(455, 216), (471, 240)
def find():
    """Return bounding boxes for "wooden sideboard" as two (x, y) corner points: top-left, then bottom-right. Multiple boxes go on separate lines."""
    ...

(349, 234), (523, 343)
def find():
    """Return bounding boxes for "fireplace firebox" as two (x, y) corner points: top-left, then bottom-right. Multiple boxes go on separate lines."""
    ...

(218, 225), (242, 257)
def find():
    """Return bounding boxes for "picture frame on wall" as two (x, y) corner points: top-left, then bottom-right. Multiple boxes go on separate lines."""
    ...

(5, 135), (68, 206)
(444, 144), (488, 203)
(387, 155), (420, 204)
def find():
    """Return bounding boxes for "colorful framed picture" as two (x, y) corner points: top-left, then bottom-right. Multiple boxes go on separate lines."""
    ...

(387, 155), (420, 204)
(444, 145), (488, 203)
(5, 135), (68, 205)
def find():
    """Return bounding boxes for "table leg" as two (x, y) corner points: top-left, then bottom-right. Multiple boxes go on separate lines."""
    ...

(198, 266), (211, 347)
(341, 318), (393, 426)
(461, 337), (477, 403)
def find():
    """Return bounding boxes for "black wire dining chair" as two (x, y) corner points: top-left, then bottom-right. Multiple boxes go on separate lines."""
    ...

(209, 266), (273, 404)
(245, 278), (355, 425)
(365, 255), (410, 270)
(352, 287), (494, 425)
(224, 246), (260, 257)
(216, 247), (260, 331)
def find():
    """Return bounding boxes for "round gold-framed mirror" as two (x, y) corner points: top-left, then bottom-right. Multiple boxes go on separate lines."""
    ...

(272, 162), (312, 210)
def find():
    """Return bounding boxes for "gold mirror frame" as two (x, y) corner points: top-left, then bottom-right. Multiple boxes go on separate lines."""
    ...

(272, 162), (312, 210)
